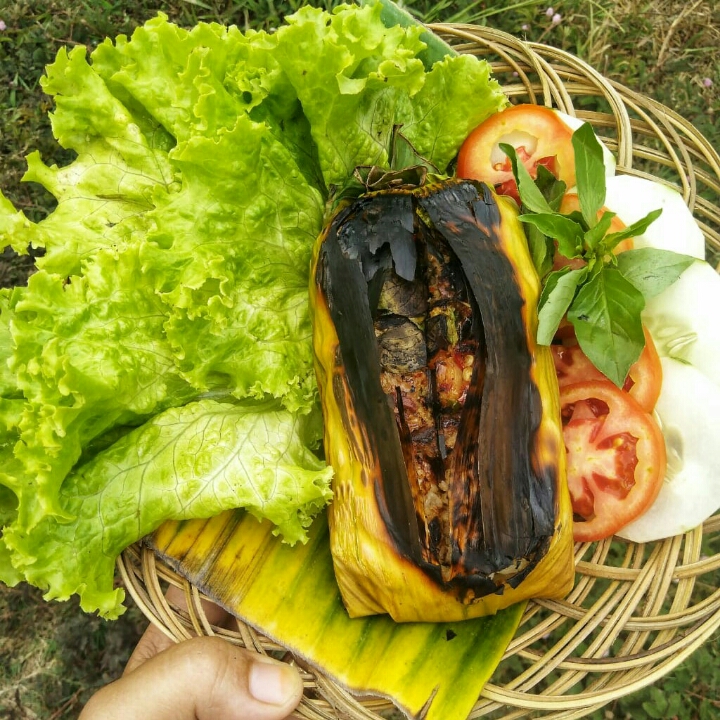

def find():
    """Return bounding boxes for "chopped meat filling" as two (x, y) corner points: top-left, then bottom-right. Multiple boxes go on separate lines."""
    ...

(374, 219), (484, 570)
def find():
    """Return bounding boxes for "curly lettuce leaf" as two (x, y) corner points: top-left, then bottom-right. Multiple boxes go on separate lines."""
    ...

(0, 486), (21, 588)
(0, 3), (509, 613)
(221, 31), (328, 191)
(2, 47), (179, 277)
(0, 194), (35, 269)
(271, 3), (506, 185)
(399, 54), (508, 172)
(3, 399), (333, 618)
(90, 15), (261, 144)
(3, 25), (324, 530)
(57, 14), (324, 414)
(0, 403), (22, 587)
(0, 400), (23, 501)
(153, 112), (323, 410)
(0, 290), (19, 398)
(8, 248), (197, 528)
(272, 3), (426, 186)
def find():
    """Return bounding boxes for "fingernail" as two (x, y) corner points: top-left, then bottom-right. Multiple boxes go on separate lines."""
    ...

(249, 660), (301, 706)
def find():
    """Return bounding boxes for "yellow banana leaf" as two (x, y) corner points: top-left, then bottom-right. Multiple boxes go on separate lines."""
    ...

(151, 510), (524, 720)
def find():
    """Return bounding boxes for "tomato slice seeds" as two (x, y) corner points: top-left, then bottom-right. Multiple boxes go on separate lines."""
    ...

(559, 381), (666, 542)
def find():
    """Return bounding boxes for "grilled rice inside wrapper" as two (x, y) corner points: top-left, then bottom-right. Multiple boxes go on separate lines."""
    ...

(311, 178), (575, 622)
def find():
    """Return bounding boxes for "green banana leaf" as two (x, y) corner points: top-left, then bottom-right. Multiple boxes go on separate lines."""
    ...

(151, 510), (524, 720)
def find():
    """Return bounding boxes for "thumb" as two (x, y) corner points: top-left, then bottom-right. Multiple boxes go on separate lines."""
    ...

(79, 636), (304, 720)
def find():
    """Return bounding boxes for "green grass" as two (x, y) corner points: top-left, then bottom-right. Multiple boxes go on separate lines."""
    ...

(0, 584), (146, 719)
(1, 1), (719, 718)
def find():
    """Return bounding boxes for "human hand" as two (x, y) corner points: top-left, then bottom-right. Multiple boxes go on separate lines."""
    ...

(79, 588), (303, 720)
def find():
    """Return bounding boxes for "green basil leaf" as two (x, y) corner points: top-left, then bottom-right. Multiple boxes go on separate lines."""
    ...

(518, 213), (584, 259)
(567, 266), (645, 386)
(537, 267), (588, 345)
(602, 208), (663, 252)
(564, 209), (589, 231)
(499, 143), (553, 214)
(534, 164), (566, 211)
(526, 224), (554, 279)
(616, 248), (697, 300)
(583, 210), (616, 252)
(571, 123), (606, 228)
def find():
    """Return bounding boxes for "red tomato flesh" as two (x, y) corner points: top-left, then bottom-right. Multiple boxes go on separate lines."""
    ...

(560, 381), (666, 542)
(552, 327), (663, 413)
(495, 154), (559, 205)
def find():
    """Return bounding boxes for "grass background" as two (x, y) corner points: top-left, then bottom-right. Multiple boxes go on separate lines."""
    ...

(0, 0), (718, 718)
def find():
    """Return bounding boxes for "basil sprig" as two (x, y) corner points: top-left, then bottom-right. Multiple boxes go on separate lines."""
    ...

(501, 124), (696, 387)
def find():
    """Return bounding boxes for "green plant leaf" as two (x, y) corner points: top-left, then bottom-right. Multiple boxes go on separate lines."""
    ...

(666, 692), (683, 716)
(499, 143), (554, 213)
(571, 122), (606, 227)
(642, 687), (669, 719)
(565, 209), (589, 230)
(616, 248), (696, 300)
(568, 266), (646, 386)
(519, 213), (584, 259)
(526, 224), (554, 279)
(398, 53), (507, 174)
(534, 163), (567, 210)
(584, 210), (616, 252)
(536, 267), (588, 345)
(369, 0), (458, 67)
(602, 208), (662, 251)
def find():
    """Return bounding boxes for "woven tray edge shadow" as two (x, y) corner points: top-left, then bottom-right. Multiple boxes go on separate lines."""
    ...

(120, 23), (720, 720)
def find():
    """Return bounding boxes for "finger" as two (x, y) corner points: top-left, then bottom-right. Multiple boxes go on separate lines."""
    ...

(125, 585), (232, 675)
(80, 636), (303, 720)
(124, 623), (176, 674)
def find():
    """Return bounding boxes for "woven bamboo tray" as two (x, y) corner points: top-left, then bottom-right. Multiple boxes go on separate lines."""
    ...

(119, 23), (720, 720)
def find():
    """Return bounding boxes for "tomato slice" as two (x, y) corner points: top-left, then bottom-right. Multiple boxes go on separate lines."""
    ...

(560, 380), (666, 542)
(457, 105), (576, 204)
(552, 328), (663, 412)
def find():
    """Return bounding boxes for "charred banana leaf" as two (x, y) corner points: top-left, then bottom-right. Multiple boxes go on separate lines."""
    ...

(310, 178), (574, 622)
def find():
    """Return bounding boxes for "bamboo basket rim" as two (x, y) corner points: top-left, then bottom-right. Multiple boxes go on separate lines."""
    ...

(120, 22), (720, 720)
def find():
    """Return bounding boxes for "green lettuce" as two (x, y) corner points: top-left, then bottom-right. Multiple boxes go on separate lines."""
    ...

(4, 399), (333, 618)
(8, 248), (198, 528)
(15, 46), (177, 277)
(0, 401), (23, 587)
(269, 4), (505, 185)
(149, 111), (324, 411)
(0, 290), (19, 398)
(0, 486), (21, 588)
(0, 1), (506, 616)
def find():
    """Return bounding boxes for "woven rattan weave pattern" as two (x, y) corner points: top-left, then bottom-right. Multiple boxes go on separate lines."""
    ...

(119, 24), (720, 720)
